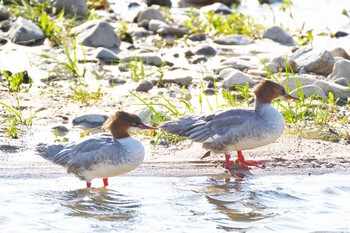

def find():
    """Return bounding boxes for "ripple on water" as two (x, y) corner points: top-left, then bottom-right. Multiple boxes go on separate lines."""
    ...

(1, 174), (350, 232)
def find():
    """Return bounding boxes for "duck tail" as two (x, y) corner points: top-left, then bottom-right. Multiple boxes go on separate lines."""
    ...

(160, 116), (196, 136)
(35, 143), (65, 161)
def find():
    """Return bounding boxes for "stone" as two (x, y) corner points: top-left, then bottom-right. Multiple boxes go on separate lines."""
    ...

(201, 3), (232, 15)
(263, 26), (297, 46)
(280, 76), (317, 91)
(156, 25), (188, 38)
(178, 0), (239, 7)
(220, 68), (255, 90)
(53, 0), (88, 18)
(72, 114), (108, 128)
(217, 57), (258, 72)
(51, 125), (69, 136)
(71, 20), (121, 48)
(290, 85), (326, 99)
(163, 69), (194, 86)
(121, 53), (164, 67)
(94, 47), (120, 60)
(314, 80), (350, 99)
(214, 35), (254, 45)
(334, 77), (349, 87)
(269, 56), (298, 72)
(136, 79), (154, 92)
(134, 7), (166, 23)
(8, 17), (45, 44)
(148, 19), (168, 32)
(328, 59), (350, 82)
(330, 47), (350, 60)
(192, 44), (216, 56)
(142, 0), (172, 7)
(188, 33), (206, 41)
(0, 5), (10, 21)
(292, 49), (335, 75)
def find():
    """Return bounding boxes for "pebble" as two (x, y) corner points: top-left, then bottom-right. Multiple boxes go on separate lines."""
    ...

(263, 26), (297, 46)
(8, 17), (45, 44)
(71, 20), (121, 48)
(72, 114), (109, 129)
(214, 35), (254, 45)
(53, 0), (88, 18)
(136, 79), (154, 92)
(220, 68), (255, 90)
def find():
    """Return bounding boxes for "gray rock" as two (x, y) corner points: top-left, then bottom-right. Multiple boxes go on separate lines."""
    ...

(8, 17), (45, 44)
(334, 77), (350, 87)
(53, 0), (88, 18)
(293, 49), (335, 75)
(201, 3), (232, 14)
(268, 56), (298, 72)
(217, 57), (258, 72)
(328, 59), (350, 82)
(51, 125), (69, 136)
(72, 114), (108, 128)
(178, 0), (239, 7)
(148, 19), (168, 32)
(94, 47), (120, 60)
(258, 63), (278, 73)
(263, 26), (297, 46)
(280, 75), (317, 91)
(220, 68), (255, 90)
(156, 25), (188, 38)
(193, 44), (216, 56)
(142, 0), (172, 7)
(134, 7), (166, 23)
(71, 20), (121, 48)
(330, 47), (350, 60)
(121, 53), (164, 67)
(214, 35), (254, 45)
(0, 5), (10, 21)
(290, 85), (326, 99)
(136, 79), (154, 92)
(163, 69), (194, 86)
(314, 80), (350, 99)
(188, 33), (206, 41)
(290, 46), (313, 60)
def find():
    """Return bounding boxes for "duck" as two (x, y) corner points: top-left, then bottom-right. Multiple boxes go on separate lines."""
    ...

(36, 111), (157, 188)
(160, 79), (299, 170)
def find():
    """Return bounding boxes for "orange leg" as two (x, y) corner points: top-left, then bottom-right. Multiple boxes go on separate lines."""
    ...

(235, 151), (265, 169)
(86, 181), (92, 188)
(225, 154), (232, 170)
(103, 178), (109, 187)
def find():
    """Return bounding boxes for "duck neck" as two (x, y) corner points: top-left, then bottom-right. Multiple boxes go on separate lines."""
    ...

(255, 100), (272, 114)
(110, 122), (130, 139)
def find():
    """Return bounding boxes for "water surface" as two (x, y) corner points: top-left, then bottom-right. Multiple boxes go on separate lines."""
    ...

(1, 174), (350, 232)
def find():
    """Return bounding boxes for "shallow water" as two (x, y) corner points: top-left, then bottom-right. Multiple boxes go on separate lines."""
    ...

(1, 174), (350, 232)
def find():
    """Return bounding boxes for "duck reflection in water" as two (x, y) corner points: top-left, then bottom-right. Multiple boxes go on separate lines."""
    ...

(57, 188), (141, 222)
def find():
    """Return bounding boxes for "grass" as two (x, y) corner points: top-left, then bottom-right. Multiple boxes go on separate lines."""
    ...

(72, 85), (104, 105)
(184, 9), (265, 38)
(2, 71), (33, 92)
(0, 95), (39, 139)
(41, 37), (86, 78)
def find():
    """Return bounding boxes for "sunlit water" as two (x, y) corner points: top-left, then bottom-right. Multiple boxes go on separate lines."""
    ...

(1, 174), (350, 232)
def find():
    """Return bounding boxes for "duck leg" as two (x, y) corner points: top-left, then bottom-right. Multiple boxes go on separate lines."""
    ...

(225, 154), (232, 170)
(235, 151), (265, 169)
(103, 178), (109, 187)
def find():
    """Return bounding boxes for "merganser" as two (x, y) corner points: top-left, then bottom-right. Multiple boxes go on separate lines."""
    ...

(36, 111), (157, 188)
(161, 79), (299, 170)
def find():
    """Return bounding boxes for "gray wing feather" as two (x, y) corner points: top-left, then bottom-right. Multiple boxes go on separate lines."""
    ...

(161, 109), (255, 143)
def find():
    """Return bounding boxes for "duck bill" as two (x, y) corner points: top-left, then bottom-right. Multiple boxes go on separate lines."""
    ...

(139, 124), (158, 130)
(283, 93), (300, 101)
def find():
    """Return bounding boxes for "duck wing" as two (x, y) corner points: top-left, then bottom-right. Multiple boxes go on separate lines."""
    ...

(161, 109), (255, 142)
